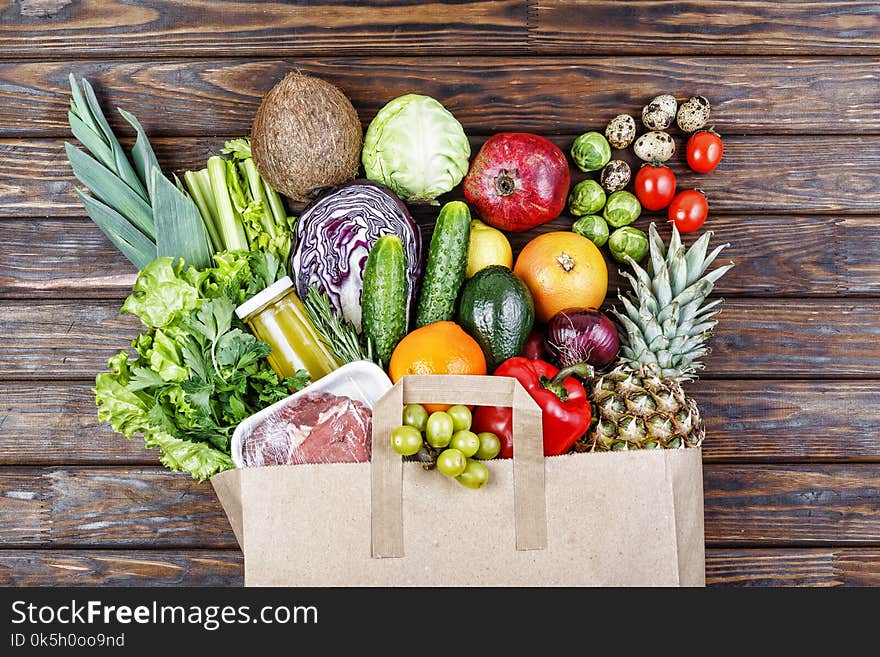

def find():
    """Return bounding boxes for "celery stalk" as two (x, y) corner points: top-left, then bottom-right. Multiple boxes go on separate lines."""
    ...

(207, 156), (247, 251)
(184, 169), (223, 251)
(241, 158), (277, 237)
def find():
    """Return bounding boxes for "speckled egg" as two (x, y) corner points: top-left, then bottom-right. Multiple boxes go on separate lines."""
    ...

(633, 131), (676, 162)
(605, 114), (636, 149)
(642, 94), (678, 130)
(599, 160), (631, 193)
(676, 95), (711, 133)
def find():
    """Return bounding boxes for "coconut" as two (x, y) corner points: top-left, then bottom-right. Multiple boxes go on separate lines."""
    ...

(250, 72), (363, 202)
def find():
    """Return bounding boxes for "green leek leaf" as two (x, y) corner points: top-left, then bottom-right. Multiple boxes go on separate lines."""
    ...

(65, 142), (156, 239)
(119, 108), (161, 203)
(75, 189), (156, 270)
(152, 167), (213, 270)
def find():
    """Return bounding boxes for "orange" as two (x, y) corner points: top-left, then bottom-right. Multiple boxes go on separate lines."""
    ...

(389, 321), (487, 412)
(513, 231), (608, 323)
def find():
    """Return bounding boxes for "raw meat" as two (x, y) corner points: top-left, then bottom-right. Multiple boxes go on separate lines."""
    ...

(242, 392), (372, 467)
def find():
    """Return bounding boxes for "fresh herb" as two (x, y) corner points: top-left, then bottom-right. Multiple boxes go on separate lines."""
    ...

(66, 75), (212, 270)
(303, 285), (377, 366)
(184, 138), (296, 267)
(95, 252), (308, 481)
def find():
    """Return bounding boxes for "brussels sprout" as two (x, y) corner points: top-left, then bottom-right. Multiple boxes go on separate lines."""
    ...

(572, 214), (610, 248)
(603, 190), (642, 227)
(568, 179), (606, 216)
(362, 94), (471, 203)
(609, 226), (649, 264)
(571, 132), (612, 172)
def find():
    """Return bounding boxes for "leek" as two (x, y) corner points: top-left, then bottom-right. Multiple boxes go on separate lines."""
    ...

(66, 74), (212, 271)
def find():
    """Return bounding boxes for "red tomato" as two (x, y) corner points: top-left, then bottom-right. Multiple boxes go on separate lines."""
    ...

(634, 164), (676, 211)
(668, 190), (708, 233)
(686, 130), (723, 173)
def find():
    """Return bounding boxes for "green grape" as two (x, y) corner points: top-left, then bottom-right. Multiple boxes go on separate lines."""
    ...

(474, 432), (501, 460)
(456, 459), (490, 489)
(425, 411), (454, 448)
(437, 449), (467, 478)
(447, 405), (473, 432)
(402, 404), (428, 432)
(391, 425), (423, 456)
(449, 430), (480, 458)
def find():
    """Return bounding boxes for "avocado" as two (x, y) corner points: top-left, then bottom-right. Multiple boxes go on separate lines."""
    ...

(457, 265), (535, 371)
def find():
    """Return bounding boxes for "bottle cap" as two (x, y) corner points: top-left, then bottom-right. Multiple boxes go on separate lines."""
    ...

(234, 276), (294, 320)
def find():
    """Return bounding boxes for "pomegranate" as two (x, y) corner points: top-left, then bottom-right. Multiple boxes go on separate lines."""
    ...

(463, 133), (570, 232)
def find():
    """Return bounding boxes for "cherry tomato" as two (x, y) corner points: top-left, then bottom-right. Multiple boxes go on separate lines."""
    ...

(686, 130), (723, 173)
(668, 190), (709, 233)
(634, 164), (676, 211)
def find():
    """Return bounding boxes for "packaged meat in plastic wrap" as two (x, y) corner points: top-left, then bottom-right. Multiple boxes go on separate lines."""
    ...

(232, 360), (392, 467)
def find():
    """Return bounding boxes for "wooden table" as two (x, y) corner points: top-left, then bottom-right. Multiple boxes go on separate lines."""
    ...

(0, 0), (878, 587)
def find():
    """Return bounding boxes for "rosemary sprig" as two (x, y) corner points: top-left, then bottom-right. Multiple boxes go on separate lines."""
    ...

(303, 286), (378, 366)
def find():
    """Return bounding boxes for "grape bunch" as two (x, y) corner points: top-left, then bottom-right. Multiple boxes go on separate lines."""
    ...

(391, 404), (501, 489)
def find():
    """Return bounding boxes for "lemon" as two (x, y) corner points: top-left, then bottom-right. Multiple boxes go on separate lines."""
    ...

(465, 219), (513, 278)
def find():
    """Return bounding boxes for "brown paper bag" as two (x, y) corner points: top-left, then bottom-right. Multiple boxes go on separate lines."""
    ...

(211, 375), (705, 586)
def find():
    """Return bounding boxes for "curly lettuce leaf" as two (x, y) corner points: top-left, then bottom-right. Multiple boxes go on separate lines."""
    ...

(144, 430), (234, 482)
(120, 257), (201, 327)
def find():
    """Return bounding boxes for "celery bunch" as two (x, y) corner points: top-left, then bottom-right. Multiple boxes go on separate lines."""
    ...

(184, 139), (295, 267)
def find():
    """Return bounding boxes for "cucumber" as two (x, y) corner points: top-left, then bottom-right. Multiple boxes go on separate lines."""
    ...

(362, 235), (408, 364)
(415, 201), (472, 327)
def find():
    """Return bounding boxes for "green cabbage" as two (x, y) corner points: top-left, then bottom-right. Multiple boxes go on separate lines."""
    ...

(362, 94), (470, 204)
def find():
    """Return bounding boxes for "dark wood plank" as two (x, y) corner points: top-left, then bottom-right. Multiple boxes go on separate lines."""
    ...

(2, 299), (877, 380)
(695, 381), (880, 463)
(532, 1), (880, 55)
(4, 214), (878, 299)
(2, 381), (876, 465)
(1, 465), (878, 547)
(0, 383), (155, 465)
(704, 465), (880, 546)
(0, 549), (243, 586)
(3, 548), (879, 586)
(5, 57), (880, 138)
(3, 136), (879, 218)
(0, 0), (530, 57)
(1, 1), (876, 57)
(706, 548), (880, 586)
(0, 467), (235, 548)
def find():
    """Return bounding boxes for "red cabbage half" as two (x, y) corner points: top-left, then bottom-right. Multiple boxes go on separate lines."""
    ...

(290, 180), (422, 332)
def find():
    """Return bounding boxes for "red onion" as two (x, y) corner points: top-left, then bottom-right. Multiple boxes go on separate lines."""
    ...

(545, 308), (619, 369)
(522, 328), (550, 361)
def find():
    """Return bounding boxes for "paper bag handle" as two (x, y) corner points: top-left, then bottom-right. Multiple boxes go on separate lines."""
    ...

(371, 375), (547, 558)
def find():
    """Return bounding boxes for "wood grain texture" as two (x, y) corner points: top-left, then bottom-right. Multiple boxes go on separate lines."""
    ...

(0, 383), (155, 464)
(705, 548), (880, 586)
(1, 1), (877, 56)
(1, 381), (876, 465)
(532, 1), (880, 55)
(694, 381), (880, 463)
(0, 549), (243, 586)
(4, 214), (877, 299)
(1, 465), (878, 547)
(2, 299), (877, 379)
(3, 135), (879, 218)
(0, 0), (530, 57)
(0, 467), (234, 548)
(1, 547), (878, 586)
(704, 465), (880, 545)
(5, 57), (880, 137)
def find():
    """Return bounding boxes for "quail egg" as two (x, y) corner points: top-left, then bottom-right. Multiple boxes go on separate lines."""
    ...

(599, 160), (631, 193)
(633, 130), (676, 162)
(642, 94), (678, 130)
(605, 114), (636, 149)
(676, 96), (711, 133)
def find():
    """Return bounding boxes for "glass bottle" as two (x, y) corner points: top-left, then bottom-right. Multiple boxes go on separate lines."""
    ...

(235, 276), (338, 382)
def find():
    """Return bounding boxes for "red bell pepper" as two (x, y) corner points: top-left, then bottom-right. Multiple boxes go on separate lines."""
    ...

(472, 356), (592, 458)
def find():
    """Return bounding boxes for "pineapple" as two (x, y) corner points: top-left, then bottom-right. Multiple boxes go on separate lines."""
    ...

(582, 223), (733, 451)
